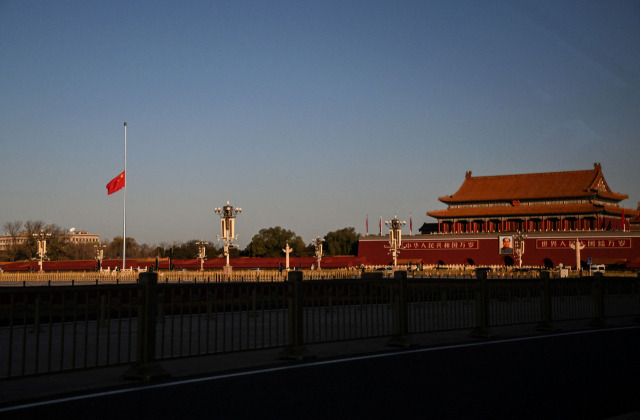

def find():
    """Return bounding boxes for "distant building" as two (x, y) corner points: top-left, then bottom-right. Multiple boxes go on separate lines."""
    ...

(0, 230), (100, 252)
(65, 230), (101, 245)
(359, 164), (640, 268)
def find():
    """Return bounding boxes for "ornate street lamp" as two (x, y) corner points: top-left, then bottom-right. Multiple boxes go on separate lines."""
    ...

(36, 230), (50, 272)
(385, 215), (406, 268)
(514, 230), (527, 268)
(94, 242), (106, 270)
(196, 240), (208, 271)
(310, 237), (324, 269)
(214, 201), (241, 274)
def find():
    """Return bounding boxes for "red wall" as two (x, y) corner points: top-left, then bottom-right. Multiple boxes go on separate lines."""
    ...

(358, 234), (639, 268)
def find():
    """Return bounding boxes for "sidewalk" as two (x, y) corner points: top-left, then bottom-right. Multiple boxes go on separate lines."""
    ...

(1, 318), (637, 409)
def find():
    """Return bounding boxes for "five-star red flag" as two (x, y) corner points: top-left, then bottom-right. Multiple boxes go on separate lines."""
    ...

(106, 171), (126, 195)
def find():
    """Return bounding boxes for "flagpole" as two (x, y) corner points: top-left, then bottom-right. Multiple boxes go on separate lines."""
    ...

(123, 122), (127, 271)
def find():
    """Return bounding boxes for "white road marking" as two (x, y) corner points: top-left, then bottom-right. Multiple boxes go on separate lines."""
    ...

(1, 325), (637, 413)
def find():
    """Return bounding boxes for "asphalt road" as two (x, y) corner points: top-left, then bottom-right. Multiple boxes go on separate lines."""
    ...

(3, 327), (639, 420)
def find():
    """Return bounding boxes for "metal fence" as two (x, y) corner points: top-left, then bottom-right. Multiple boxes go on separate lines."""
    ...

(0, 270), (638, 379)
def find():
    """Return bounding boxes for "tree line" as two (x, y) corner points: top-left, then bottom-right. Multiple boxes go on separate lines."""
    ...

(1, 221), (359, 262)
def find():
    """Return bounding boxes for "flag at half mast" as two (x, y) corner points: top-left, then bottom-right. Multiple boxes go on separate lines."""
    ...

(106, 171), (126, 195)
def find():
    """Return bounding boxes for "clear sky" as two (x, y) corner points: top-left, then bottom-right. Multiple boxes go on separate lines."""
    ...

(1, 0), (639, 249)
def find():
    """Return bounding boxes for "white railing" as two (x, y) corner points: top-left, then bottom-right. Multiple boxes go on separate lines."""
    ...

(0, 268), (357, 285)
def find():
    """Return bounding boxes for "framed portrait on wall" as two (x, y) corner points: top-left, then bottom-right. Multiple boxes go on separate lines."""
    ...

(499, 235), (514, 254)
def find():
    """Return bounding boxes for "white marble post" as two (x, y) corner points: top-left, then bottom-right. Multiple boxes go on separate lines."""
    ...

(569, 239), (586, 270)
(282, 242), (292, 269)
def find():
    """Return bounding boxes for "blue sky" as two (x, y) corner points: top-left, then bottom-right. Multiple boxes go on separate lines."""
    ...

(1, 0), (639, 249)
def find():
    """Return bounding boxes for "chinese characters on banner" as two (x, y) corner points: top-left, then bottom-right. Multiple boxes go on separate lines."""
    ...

(536, 239), (630, 249)
(402, 240), (479, 250)
(401, 238), (631, 251)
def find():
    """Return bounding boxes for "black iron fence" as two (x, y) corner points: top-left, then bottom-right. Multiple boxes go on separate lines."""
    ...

(0, 270), (638, 379)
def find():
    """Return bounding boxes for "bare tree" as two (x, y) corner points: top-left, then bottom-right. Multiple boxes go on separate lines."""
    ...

(17, 220), (68, 261)
(43, 223), (68, 260)
(17, 220), (44, 260)
(2, 221), (23, 261)
(23, 220), (44, 235)
(3, 220), (22, 237)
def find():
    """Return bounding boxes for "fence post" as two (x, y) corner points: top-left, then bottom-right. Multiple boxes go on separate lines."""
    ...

(636, 273), (640, 324)
(470, 268), (492, 338)
(590, 272), (606, 327)
(536, 270), (555, 331)
(98, 294), (107, 328)
(123, 271), (170, 380)
(387, 270), (414, 347)
(278, 270), (314, 360)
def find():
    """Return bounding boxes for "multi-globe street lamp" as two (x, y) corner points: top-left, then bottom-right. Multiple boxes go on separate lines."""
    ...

(36, 230), (50, 272)
(94, 242), (106, 270)
(196, 240), (208, 271)
(310, 237), (324, 269)
(214, 201), (241, 274)
(385, 215), (406, 268)
(513, 230), (527, 268)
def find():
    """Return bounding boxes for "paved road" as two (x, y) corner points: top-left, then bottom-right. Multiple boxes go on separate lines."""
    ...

(2, 327), (639, 419)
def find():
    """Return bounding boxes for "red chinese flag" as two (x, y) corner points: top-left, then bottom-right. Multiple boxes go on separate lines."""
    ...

(106, 171), (126, 195)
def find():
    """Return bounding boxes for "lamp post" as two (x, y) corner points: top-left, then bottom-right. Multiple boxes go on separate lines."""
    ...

(196, 241), (208, 271)
(385, 215), (406, 268)
(310, 237), (324, 269)
(214, 201), (241, 274)
(36, 230), (50, 272)
(94, 242), (106, 270)
(514, 230), (527, 268)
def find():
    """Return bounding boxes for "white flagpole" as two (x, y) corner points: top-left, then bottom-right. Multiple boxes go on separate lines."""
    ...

(123, 122), (127, 271)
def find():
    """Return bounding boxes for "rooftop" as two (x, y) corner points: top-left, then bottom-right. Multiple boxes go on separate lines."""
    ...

(439, 163), (628, 204)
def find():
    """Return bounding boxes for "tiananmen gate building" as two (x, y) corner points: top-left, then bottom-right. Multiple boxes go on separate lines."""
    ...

(358, 163), (640, 269)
